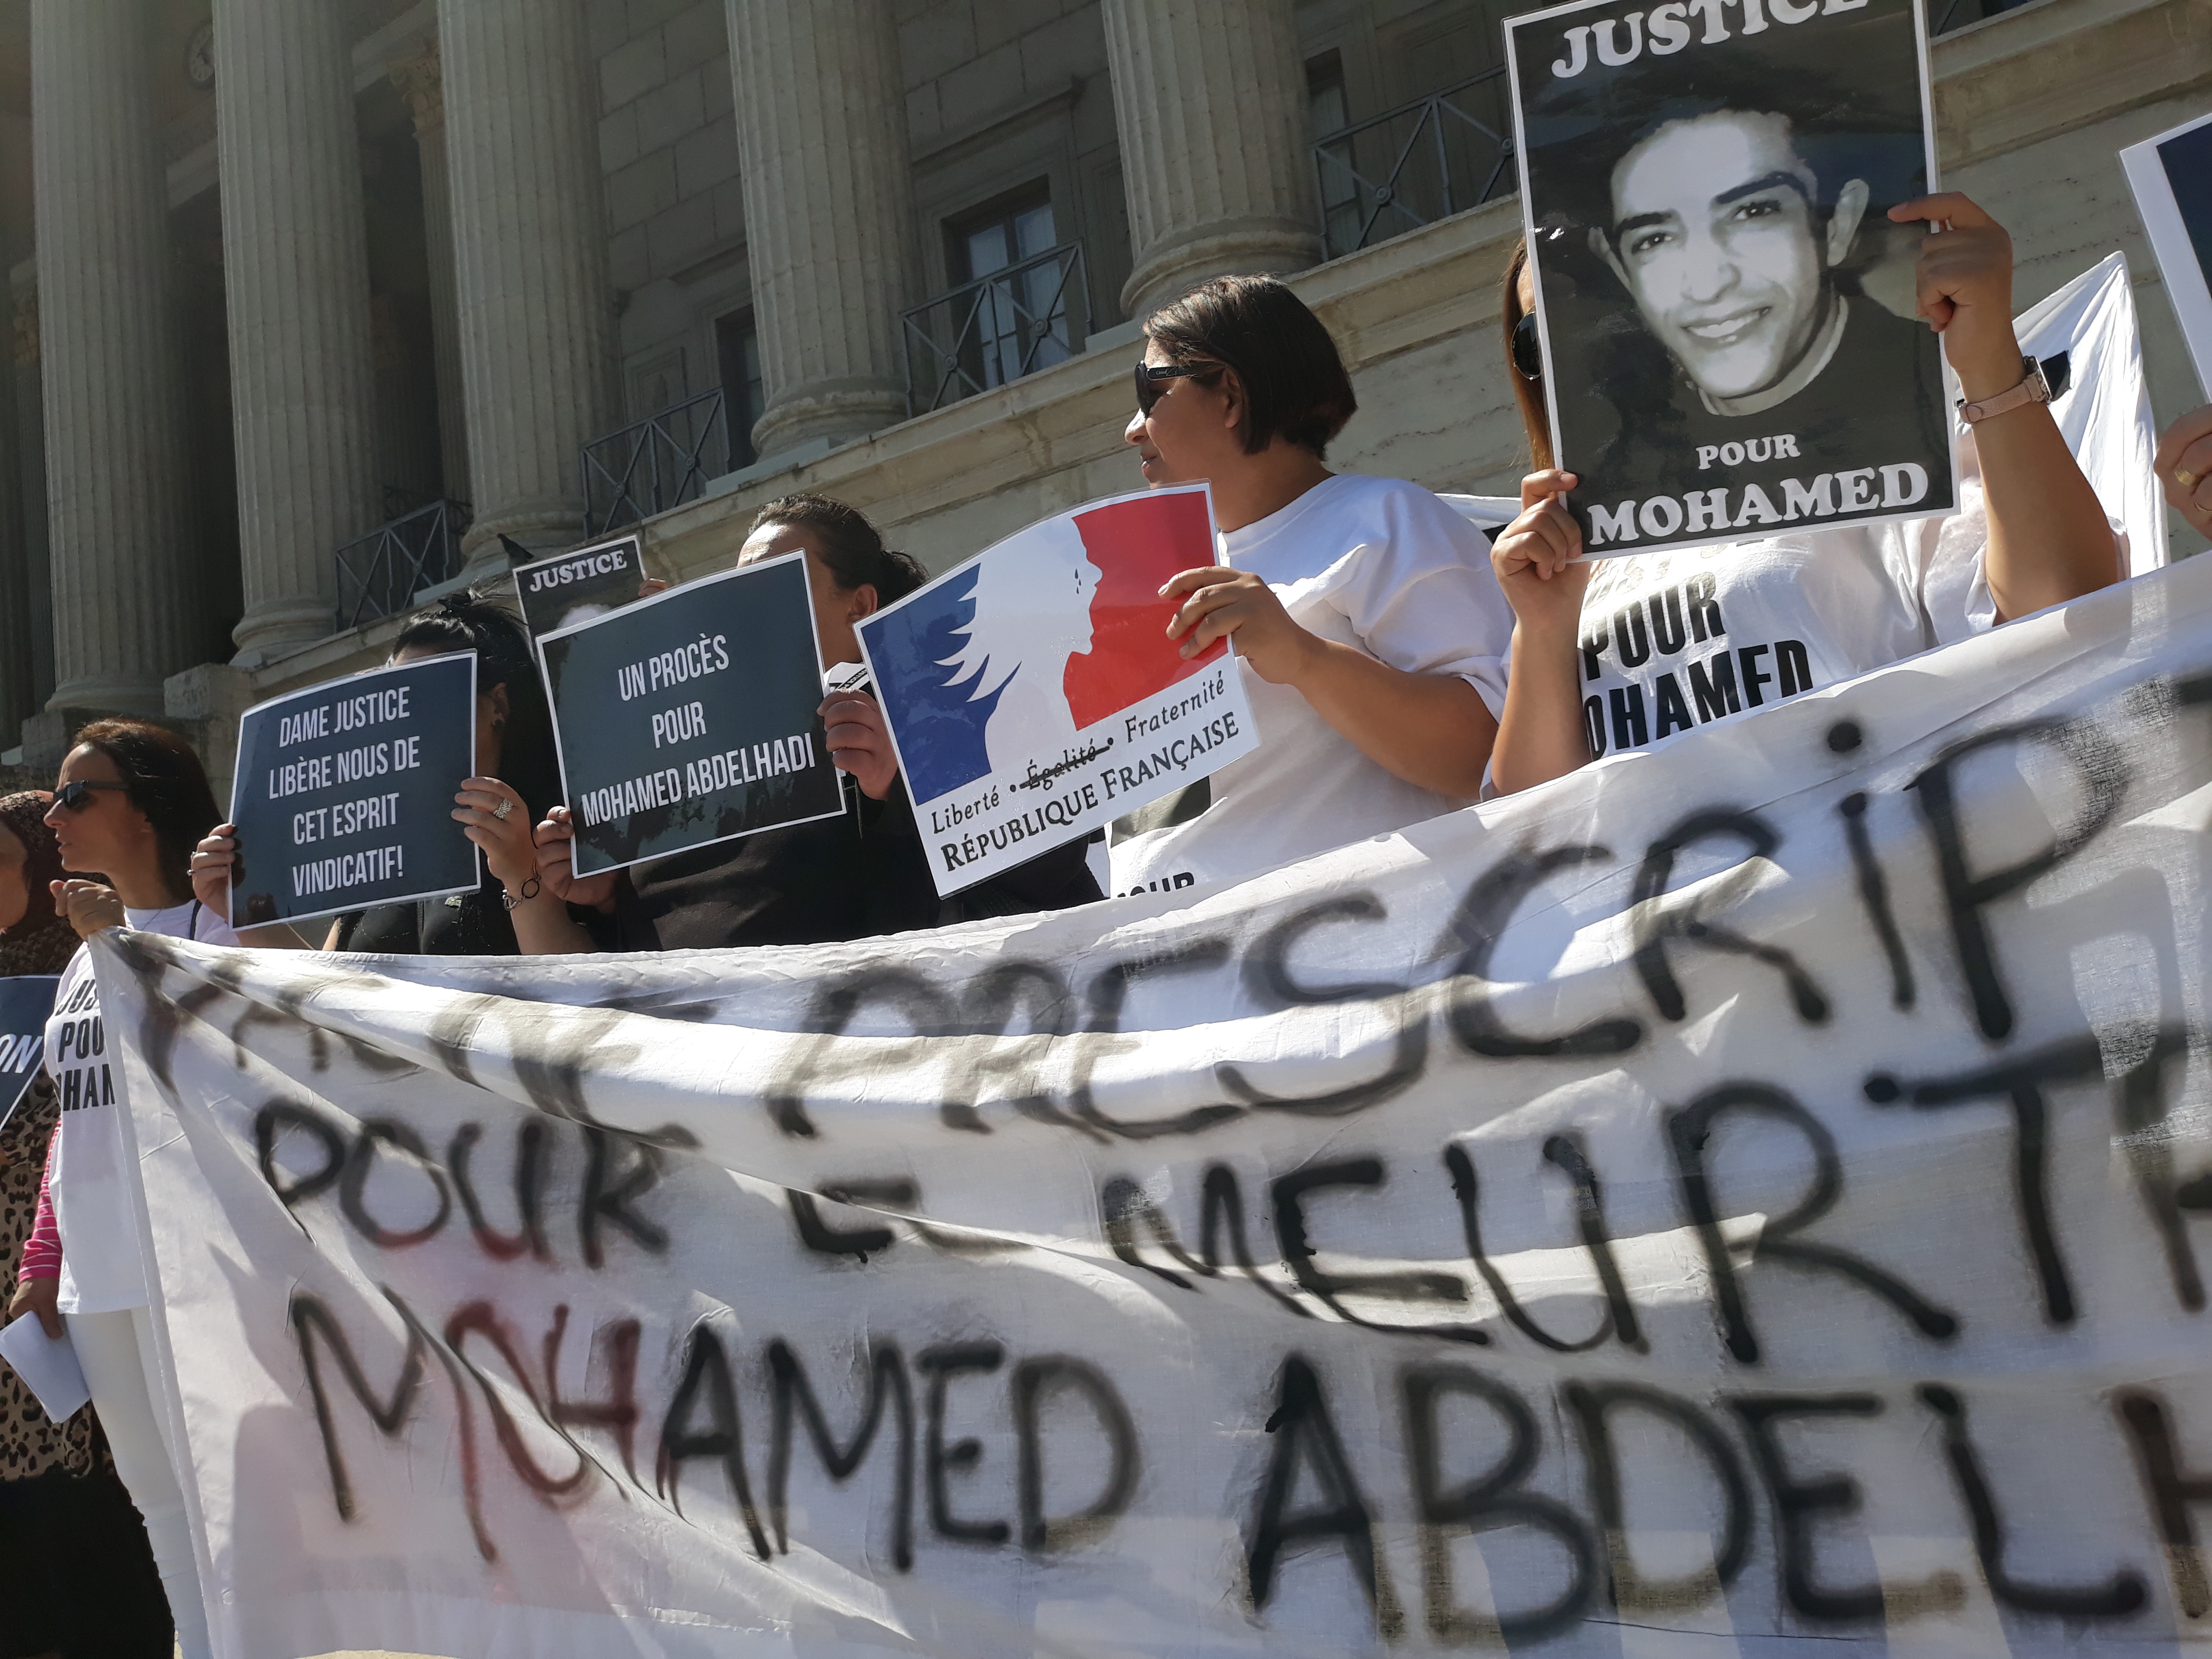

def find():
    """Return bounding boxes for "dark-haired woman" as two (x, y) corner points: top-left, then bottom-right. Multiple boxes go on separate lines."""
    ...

(1488, 193), (2124, 794)
(5, 723), (229, 1659)
(1115, 274), (1515, 894)
(191, 588), (586, 955)
(0, 791), (174, 1659)
(534, 493), (1102, 948)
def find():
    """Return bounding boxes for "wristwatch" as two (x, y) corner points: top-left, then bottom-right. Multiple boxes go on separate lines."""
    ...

(1957, 355), (2050, 424)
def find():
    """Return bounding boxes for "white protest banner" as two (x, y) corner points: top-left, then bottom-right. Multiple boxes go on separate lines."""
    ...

(101, 553), (2212, 1659)
(2121, 110), (2212, 399)
(1504, 0), (1956, 557)
(226, 652), (479, 926)
(2016, 254), (2168, 577)
(859, 484), (1258, 895)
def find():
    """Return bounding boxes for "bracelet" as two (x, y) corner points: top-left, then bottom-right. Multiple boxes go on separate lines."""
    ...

(501, 871), (542, 910)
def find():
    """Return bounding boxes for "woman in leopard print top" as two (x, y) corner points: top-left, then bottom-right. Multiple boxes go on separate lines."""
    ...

(0, 790), (171, 1657)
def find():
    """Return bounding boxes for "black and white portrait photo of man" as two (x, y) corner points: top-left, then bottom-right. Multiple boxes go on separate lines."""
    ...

(1507, 0), (1956, 555)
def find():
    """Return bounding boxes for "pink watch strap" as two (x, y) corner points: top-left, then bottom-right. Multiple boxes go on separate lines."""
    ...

(1958, 356), (2049, 424)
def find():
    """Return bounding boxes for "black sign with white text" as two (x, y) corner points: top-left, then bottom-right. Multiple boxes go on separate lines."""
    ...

(540, 554), (845, 877)
(227, 653), (480, 927)
(0, 975), (58, 1131)
(513, 534), (649, 640)
(1504, 0), (1955, 556)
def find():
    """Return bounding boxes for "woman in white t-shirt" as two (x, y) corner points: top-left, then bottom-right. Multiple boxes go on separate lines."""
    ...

(1487, 192), (2124, 792)
(6, 719), (230, 1659)
(1110, 275), (1514, 893)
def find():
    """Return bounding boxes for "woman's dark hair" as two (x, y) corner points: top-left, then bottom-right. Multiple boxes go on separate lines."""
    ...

(0, 790), (65, 936)
(70, 719), (221, 901)
(752, 494), (926, 605)
(1502, 238), (1555, 472)
(392, 586), (562, 825)
(1144, 274), (1357, 458)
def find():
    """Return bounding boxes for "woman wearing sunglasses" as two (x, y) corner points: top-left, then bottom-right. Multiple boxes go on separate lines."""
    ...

(5, 721), (230, 1659)
(1113, 274), (1515, 895)
(1486, 193), (2123, 795)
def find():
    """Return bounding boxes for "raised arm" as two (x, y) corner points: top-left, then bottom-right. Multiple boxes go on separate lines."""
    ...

(1487, 470), (1596, 795)
(1889, 193), (2120, 620)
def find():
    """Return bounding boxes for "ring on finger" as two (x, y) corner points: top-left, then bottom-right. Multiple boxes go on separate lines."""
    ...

(491, 796), (514, 822)
(2179, 466), (2202, 491)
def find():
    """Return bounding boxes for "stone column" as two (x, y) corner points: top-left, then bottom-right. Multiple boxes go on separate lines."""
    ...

(29, 0), (197, 717)
(214, 0), (383, 660)
(391, 38), (472, 507)
(0, 293), (29, 741)
(725, 0), (918, 458)
(438, 0), (616, 561)
(1101, 0), (1320, 319)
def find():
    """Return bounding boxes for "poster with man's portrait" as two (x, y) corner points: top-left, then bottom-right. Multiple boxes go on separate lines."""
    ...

(1504, 0), (1956, 557)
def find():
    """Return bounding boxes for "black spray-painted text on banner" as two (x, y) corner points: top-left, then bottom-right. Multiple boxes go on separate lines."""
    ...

(540, 552), (844, 877)
(226, 652), (479, 927)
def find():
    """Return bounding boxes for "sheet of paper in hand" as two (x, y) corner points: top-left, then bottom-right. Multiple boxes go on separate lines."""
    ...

(2120, 111), (2212, 399)
(0, 974), (57, 1131)
(1504, 0), (1955, 557)
(512, 533), (649, 640)
(541, 552), (844, 877)
(857, 483), (1258, 895)
(227, 652), (479, 926)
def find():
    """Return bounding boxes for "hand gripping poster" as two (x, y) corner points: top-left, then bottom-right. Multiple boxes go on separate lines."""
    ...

(858, 484), (1258, 894)
(1504, 0), (1956, 556)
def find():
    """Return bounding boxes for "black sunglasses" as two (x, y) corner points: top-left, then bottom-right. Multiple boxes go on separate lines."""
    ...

(53, 781), (130, 812)
(1512, 313), (1544, 384)
(1134, 360), (1218, 416)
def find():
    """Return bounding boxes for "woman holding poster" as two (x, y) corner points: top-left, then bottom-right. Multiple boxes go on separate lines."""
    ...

(531, 494), (1101, 950)
(190, 589), (589, 955)
(1111, 275), (1514, 894)
(6, 723), (233, 1659)
(1485, 192), (2125, 791)
(0, 791), (172, 1659)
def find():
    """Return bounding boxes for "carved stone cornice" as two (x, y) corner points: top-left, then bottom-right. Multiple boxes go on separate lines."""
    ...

(388, 37), (444, 136)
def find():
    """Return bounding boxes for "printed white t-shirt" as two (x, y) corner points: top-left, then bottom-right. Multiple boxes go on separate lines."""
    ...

(1108, 472), (1513, 895)
(1533, 430), (2125, 760)
(46, 899), (237, 1314)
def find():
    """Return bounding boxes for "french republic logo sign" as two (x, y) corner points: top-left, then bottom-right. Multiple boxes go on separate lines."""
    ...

(860, 483), (1259, 894)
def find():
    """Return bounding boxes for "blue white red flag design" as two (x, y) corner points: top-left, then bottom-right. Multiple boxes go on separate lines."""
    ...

(859, 482), (1259, 894)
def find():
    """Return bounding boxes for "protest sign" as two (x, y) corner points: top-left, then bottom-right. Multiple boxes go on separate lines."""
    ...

(540, 553), (843, 877)
(101, 548), (2212, 1659)
(512, 534), (650, 640)
(0, 974), (57, 1130)
(859, 484), (1258, 895)
(226, 653), (478, 928)
(2120, 110), (2212, 399)
(1504, 0), (1955, 557)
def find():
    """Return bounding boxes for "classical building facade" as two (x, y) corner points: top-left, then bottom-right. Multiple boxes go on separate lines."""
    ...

(0, 0), (2204, 801)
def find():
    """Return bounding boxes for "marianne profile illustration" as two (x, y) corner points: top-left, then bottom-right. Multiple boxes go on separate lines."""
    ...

(858, 484), (1259, 893)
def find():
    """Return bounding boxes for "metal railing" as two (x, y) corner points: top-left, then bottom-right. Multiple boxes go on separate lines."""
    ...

(1933, 0), (2039, 32)
(902, 242), (1090, 416)
(1312, 69), (1515, 260)
(334, 497), (472, 631)
(579, 386), (730, 537)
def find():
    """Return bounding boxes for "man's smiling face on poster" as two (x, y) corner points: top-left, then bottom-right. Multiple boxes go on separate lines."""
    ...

(1596, 110), (1870, 405)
